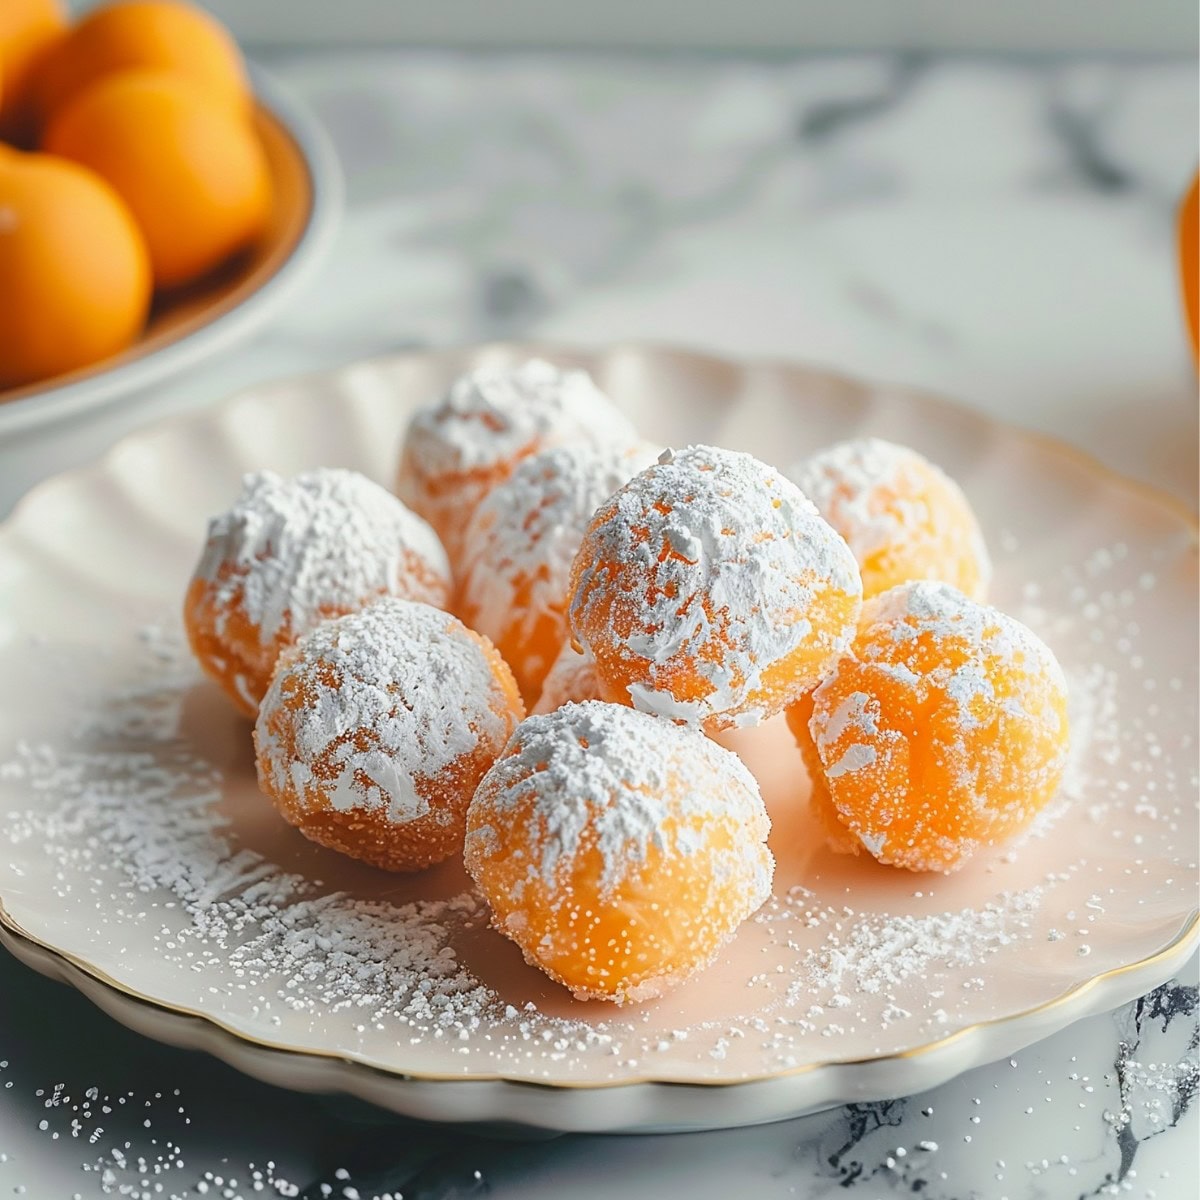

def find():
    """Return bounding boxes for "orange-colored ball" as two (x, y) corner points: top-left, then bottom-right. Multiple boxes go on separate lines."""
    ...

(569, 444), (863, 733)
(457, 442), (655, 705)
(790, 580), (1070, 873)
(397, 359), (639, 571)
(184, 468), (452, 717)
(789, 437), (991, 601)
(0, 151), (150, 389)
(465, 701), (773, 1002)
(44, 69), (270, 289)
(256, 599), (524, 873)
(34, 0), (249, 128)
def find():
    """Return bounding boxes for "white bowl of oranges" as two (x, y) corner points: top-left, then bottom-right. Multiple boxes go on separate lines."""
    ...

(0, 0), (340, 433)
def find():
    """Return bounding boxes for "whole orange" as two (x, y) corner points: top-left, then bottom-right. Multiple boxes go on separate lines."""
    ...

(44, 70), (271, 290)
(1180, 171), (1198, 366)
(0, 152), (151, 390)
(0, 0), (67, 144)
(34, 0), (249, 129)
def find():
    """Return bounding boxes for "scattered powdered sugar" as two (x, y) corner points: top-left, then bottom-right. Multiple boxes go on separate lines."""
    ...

(569, 445), (862, 728)
(399, 359), (637, 482)
(458, 441), (658, 674)
(799, 888), (1044, 999)
(788, 437), (991, 591)
(193, 468), (449, 644)
(0, 637), (574, 1055)
(3, 732), (505, 1030)
(532, 641), (601, 714)
(255, 599), (512, 823)
(466, 700), (772, 895)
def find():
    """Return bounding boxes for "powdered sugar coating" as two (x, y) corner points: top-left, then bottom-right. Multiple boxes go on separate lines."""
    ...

(806, 580), (1070, 873)
(470, 700), (770, 890)
(195, 468), (450, 643)
(185, 468), (451, 716)
(458, 442), (658, 699)
(789, 437), (991, 600)
(569, 444), (862, 731)
(255, 598), (522, 870)
(396, 360), (639, 566)
(465, 700), (774, 1002)
(532, 642), (600, 714)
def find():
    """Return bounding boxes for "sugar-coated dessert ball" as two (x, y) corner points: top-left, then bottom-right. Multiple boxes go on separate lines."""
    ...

(255, 598), (523, 872)
(396, 359), (638, 571)
(568, 445), (863, 733)
(184, 468), (451, 717)
(789, 438), (990, 601)
(457, 442), (658, 704)
(788, 580), (1069, 873)
(532, 641), (600, 714)
(465, 701), (773, 1003)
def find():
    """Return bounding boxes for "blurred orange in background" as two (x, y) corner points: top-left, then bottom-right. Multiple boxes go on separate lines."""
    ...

(0, 0), (68, 144)
(0, 152), (151, 389)
(33, 0), (250, 129)
(44, 69), (271, 289)
(1180, 172), (1198, 365)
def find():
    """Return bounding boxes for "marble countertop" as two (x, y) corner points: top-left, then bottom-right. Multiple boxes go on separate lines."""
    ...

(0, 48), (1196, 1200)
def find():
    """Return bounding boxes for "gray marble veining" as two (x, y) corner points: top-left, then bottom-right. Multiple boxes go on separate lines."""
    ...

(0, 955), (1194, 1198)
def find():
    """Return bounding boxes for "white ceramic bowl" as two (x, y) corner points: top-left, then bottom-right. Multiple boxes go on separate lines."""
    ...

(0, 67), (342, 436)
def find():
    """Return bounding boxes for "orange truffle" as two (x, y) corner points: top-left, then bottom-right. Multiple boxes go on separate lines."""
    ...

(255, 598), (523, 872)
(568, 444), (863, 733)
(465, 701), (773, 1003)
(532, 641), (600, 715)
(457, 442), (656, 704)
(789, 580), (1070, 873)
(396, 359), (638, 571)
(789, 437), (990, 601)
(184, 468), (450, 717)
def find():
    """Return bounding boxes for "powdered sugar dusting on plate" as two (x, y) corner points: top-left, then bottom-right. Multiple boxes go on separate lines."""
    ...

(799, 889), (1044, 1000)
(0, 525), (1190, 1081)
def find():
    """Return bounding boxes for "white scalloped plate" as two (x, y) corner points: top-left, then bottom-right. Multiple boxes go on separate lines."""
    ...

(0, 344), (1195, 1134)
